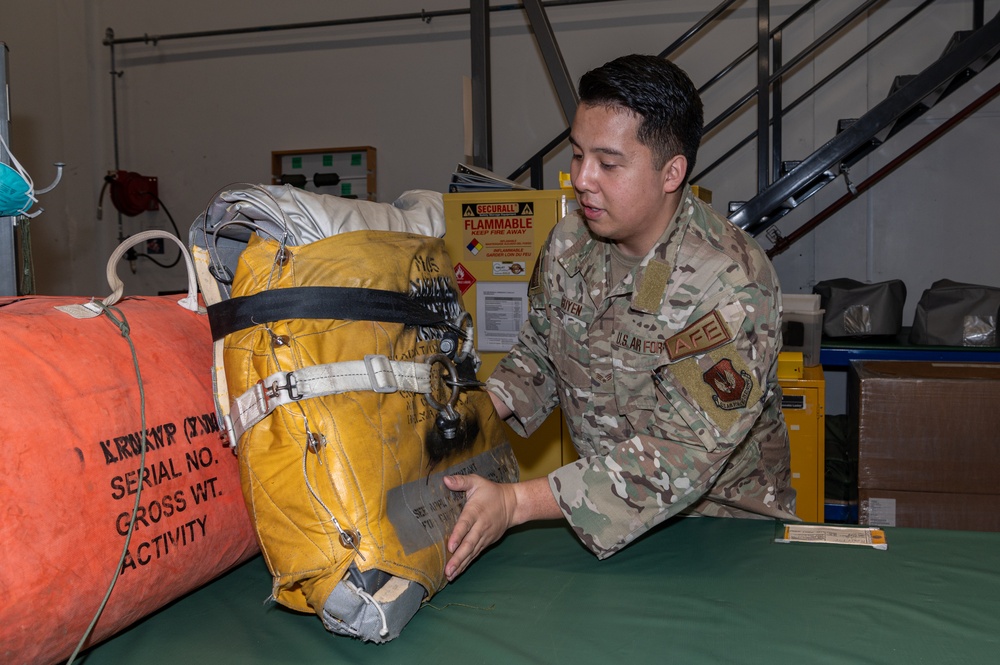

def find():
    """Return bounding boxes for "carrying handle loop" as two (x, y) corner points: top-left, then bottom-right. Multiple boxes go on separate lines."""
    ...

(102, 231), (201, 312)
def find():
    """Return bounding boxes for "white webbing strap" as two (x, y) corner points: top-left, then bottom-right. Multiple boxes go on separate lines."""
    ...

(224, 354), (432, 448)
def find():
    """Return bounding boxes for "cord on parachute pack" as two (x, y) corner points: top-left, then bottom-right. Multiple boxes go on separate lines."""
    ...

(189, 184), (518, 642)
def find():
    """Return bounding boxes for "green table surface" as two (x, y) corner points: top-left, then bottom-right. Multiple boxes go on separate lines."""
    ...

(80, 517), (1000, 664)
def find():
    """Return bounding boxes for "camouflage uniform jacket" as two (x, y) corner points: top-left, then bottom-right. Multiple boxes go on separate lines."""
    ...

(486, 186), (797, 559)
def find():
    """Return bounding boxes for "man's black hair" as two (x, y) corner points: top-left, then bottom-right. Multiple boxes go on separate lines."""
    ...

(578, 54), (704, 181)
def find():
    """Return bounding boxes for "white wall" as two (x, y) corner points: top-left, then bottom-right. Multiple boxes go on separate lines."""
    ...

(3, 0), (999, 305)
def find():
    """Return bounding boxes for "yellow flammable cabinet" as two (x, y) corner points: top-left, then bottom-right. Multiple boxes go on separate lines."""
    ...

(778, 359), (826, 523)
(443, 189), (576, 480)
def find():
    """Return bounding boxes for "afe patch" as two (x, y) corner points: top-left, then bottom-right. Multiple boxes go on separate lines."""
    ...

(702, 358), (753, 410)
(665, 310), (732, 361)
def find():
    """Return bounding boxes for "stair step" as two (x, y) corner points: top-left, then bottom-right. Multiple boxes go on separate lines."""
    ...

(780, 160), (801, 177)
(836, 119), (857, 134)
(836, 119), (884, 169)
(727, 201), (791, 227)
(888, 74), (917, 97)
(942, 30), (974, 58)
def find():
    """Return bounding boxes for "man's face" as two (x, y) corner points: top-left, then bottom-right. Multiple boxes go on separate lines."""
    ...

(569, 103), (683, 257)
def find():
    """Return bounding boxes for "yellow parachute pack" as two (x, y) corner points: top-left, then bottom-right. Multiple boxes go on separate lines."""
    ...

(190, 185), (518, 642)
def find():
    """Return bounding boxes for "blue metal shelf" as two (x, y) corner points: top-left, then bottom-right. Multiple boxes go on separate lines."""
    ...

(820, 331), (1000, 367)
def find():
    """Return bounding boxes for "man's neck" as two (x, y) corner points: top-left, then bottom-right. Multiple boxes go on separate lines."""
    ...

(616, 187), (685, 257)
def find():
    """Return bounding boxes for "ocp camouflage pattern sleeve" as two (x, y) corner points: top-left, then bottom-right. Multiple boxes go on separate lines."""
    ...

(486, 232), (562, 438)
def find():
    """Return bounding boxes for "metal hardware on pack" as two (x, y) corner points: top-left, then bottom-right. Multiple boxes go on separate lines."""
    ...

(435, 406), (461, 441)
(364, 354), (399, 393)
(208, 263), (234, 285)
(448, 355), (485, 389)
(423, 354), (460, 413)
(275, 246), (291, 266)
(223, 414), (239, 450)
(339, 529), (361, 550)
(439, 335), (457, 357)
(269, 330), (290, 347)
(451, 311), (475, 362)
(266, 372), (302, 401)
(306, 429), (326, 453)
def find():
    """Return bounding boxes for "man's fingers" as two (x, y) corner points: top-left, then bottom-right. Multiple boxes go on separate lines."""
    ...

(443, 473), (508, 581)
(442, 474), (462, 490)
(443, 473), (475, 492)
(448, 513), (471, 553)
(446, 521), (486, 580)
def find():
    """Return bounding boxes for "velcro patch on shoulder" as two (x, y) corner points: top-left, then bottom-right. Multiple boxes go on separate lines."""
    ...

(527, 256), (544, 298)
(669, 350), (761, 435)
(664, 310), (733, 361)
(633, 259), (671, 313)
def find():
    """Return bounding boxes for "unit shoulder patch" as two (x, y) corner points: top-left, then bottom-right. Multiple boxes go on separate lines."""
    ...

(702, 358), (752, 410)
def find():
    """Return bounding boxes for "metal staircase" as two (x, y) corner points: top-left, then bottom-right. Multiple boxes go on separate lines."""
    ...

(730, 7), (1000, 237)
(507, 0), (1000, 252)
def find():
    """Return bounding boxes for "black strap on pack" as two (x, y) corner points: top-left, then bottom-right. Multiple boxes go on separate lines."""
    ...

(207, 286), (448, 340)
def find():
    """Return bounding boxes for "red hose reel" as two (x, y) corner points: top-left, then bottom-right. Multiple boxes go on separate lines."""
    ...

(108, 170), (159, 216)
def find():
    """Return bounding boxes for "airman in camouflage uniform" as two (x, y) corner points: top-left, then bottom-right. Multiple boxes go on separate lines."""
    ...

(444, 54), (796, 578)
(486, 185), (797, 558)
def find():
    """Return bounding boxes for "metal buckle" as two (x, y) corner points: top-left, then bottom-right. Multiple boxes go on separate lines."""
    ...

(223, 414), (239, 449)
(266, 371), (302, 401)
(364, 354), (398, 393)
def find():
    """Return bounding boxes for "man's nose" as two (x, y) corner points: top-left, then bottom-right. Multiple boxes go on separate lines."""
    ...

(573, 158), (596, 192)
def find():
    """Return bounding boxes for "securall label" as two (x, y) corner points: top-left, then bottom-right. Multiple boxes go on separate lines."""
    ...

(461, 201), (535, 261)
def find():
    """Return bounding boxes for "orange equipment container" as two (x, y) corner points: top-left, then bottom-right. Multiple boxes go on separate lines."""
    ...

(0, 237), (258, 664)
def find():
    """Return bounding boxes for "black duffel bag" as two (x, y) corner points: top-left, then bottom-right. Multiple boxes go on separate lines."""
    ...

(813, 278), (906, 337)
(909, 279), (1000, 347)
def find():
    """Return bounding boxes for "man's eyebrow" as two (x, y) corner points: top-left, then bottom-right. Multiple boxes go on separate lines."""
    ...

(568, 135), (625, 157)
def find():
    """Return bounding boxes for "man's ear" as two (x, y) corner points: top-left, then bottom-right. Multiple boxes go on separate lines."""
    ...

(661, 154), (688, 194)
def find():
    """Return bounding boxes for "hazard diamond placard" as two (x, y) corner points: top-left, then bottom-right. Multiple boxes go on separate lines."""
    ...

(453, 262), (476, 294)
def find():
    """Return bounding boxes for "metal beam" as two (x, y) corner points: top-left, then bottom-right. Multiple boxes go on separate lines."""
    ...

(523, 0), (579, 125)
(470, 0), (492, 170)
(755, 0), (770, 193)
(102, 2), (626, 46)
(1, 43), (16, 297)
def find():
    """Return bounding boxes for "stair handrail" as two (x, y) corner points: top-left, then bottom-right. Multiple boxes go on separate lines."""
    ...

(508, 0), (947, 194)
(508, 0), (743, 185)
(693, 0), (938, 183)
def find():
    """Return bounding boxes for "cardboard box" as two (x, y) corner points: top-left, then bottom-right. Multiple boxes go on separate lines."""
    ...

(860, 489), (1000, 532)
(852, 361), (1000, 496)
